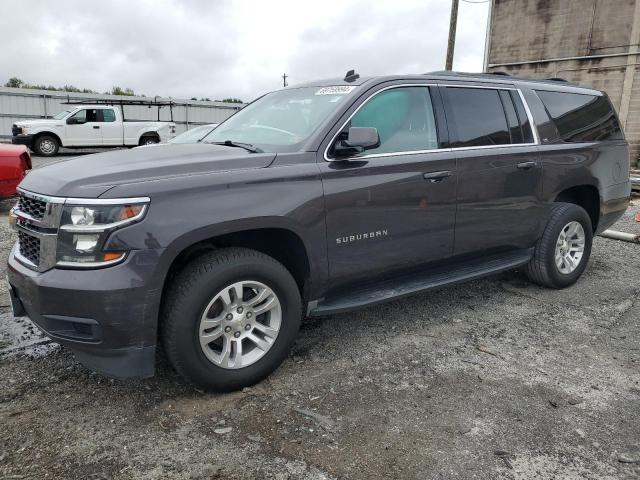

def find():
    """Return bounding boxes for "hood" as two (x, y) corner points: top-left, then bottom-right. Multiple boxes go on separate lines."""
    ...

(15, 119), (61, 128)
(19, 143), (276, 198)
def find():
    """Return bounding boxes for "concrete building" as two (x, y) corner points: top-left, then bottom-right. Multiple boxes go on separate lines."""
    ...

(485, 0), (640, 167)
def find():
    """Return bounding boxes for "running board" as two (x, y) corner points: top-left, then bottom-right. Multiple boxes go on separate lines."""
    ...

(308, 249), (533, 317)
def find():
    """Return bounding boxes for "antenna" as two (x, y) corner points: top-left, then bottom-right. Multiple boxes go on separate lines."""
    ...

(344, 69), (360, 82)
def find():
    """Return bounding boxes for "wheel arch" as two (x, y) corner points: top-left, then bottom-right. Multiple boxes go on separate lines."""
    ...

(554, 184), (600, 231)
(160, 226), (313, 302)
(139, 131), (160, 143)
(33, 131), (63, 147)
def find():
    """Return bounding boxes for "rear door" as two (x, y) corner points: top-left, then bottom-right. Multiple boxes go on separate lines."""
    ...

(65, 109), (103, 146)
(441, 85), (544, 255)
(319, 84), (457, 286)
(99, 108), (122, 145)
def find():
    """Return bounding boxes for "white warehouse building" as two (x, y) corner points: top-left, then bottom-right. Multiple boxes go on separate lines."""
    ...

(0, 86), (244, 140)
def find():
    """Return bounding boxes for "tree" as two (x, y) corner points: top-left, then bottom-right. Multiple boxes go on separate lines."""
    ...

(5, 77), (23, 88)
(216, 97), (243, 104)
(111, 86), (135, 96)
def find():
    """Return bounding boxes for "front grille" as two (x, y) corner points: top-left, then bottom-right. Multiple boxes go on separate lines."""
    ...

(18, 195), (47, 220)
(12, 124), (20, 136)
(18, 231), (41, 266)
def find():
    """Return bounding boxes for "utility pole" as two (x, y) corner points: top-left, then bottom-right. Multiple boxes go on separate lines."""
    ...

(282, 73), (288, 87)
(445, 0), (459, 71)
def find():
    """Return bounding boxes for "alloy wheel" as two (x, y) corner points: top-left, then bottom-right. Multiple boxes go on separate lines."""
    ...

(198, 280), (282, 369)
(555, 221), (585, 274)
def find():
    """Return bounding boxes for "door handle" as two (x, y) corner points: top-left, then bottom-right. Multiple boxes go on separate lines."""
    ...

(516, 161), (537, 170)
(93, 125), (100, 129)
(423, 170), (451, 182)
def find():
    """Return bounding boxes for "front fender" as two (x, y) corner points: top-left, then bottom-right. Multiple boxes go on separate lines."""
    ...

(102, 157), (328, 300)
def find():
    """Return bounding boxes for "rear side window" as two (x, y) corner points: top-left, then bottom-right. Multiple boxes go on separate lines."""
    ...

(536, 91), (623, 142)
(445, 87), (510, 147)
(101, 109), (116, 122)
(348, 86), (439, 155)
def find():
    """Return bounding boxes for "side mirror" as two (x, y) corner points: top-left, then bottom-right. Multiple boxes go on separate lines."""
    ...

(333, 127), (380, 157)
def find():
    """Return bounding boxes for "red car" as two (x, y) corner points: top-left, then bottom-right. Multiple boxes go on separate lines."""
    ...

(0, 144), (31, 198)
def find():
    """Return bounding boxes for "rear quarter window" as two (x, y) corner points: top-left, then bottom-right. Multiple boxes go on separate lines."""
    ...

(536, 90), (623, 142)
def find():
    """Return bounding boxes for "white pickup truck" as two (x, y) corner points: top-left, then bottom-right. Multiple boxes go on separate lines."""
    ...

(11, 104), (176, 156)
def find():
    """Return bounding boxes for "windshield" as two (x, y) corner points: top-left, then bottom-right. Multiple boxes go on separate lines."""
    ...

(53, 109), (74, 120)
(201, 86), (356, 153)
(170, 124), (218, 144)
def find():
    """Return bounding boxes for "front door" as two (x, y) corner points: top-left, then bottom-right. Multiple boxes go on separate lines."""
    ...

(65, 109), (103, 146)
(319, 85), (457, 286)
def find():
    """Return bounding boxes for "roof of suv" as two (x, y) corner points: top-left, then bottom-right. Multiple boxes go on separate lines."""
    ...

(294, 71), (601, 96)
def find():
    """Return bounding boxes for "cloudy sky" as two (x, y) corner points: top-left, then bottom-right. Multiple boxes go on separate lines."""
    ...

(1, 0), (490, 102)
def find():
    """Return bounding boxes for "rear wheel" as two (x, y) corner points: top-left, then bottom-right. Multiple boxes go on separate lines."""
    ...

(525, 202), (593, 289)
(139, 134), (159, 146)
(161, 247), (302, 392)
(33, 134), (59, 156)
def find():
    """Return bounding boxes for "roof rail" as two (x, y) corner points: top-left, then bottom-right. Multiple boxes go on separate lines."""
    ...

(426, 70), (512, 78)
(62, 97), (175, 107)
(62, 96), (176, 122)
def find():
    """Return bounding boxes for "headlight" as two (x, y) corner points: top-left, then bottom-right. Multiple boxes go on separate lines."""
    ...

(56, 200), (149, 267)
(20, 127), (29, 135)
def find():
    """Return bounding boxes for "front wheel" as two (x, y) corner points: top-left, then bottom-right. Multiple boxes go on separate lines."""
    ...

(525, 202), (593, 289)
(33, 134), (59, 156)
(161, 247), (302, 392)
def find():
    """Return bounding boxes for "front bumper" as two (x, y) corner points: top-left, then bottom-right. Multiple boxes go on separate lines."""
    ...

(7, 245), (165, 378)
(11, 134), (34, 148)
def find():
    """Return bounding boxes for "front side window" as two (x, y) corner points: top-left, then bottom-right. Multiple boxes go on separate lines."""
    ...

(54, 109), (73, 120)
(347, 86), (439, 155)
(536, 90), (623, 142)
(69, 109), (87, 123)
(445, 87), (511, 147)
(201, 86), (356, 153)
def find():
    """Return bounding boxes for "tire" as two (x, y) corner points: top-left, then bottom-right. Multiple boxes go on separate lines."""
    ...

(33, 134), (59, 156)
(525, 202), (593, 289)
(139, 135), (160, 146)
(161, 247), (302, 392)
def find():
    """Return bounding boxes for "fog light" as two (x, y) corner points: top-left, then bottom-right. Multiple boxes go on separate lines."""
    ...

(73, 234), (99, 252)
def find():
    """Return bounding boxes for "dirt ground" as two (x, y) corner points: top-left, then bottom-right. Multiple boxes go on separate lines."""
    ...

(1, 154), (639, 479)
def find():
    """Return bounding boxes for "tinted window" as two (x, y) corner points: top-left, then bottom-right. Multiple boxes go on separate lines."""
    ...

(499, 90), (522, 143)
(348, 87), (438, 155)
(102, 109), (116, 122)
(446, 88), (510, 147)
(536, 91), (623, 142)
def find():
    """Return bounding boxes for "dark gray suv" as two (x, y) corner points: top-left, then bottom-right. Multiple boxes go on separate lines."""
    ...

(7, 71), (631, 391)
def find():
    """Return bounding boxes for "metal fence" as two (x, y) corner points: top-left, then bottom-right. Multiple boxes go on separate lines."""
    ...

(0, 86), (244, 139)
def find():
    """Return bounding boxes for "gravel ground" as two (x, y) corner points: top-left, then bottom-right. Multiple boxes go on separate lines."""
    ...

(0, 154), (639, 479)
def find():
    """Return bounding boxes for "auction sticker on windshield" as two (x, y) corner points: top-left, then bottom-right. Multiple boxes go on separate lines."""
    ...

(315, 86), (356, 95)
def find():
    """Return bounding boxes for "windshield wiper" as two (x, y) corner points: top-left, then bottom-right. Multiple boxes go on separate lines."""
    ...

(209, 140), (263, 153)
